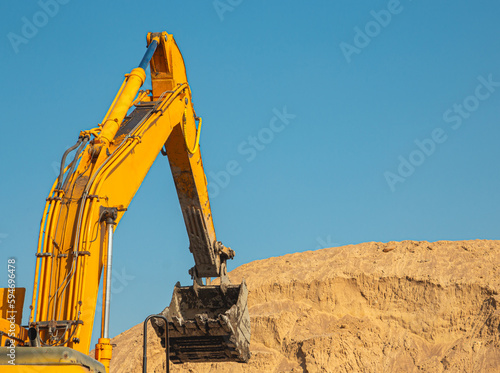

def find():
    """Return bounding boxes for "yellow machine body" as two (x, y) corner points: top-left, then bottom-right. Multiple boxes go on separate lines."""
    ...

(0, 347), (105, 372)
(0, 32), (249, 372)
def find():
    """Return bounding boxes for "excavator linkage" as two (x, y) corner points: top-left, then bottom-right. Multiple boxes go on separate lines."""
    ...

(153, 281), (250, 364)
(2, 32), (252, 373)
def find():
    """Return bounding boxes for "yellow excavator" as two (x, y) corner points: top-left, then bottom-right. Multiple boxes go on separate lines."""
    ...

(0, 32), (250, 372)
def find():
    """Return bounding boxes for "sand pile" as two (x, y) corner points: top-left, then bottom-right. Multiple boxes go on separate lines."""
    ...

(107, 240), (500, 372)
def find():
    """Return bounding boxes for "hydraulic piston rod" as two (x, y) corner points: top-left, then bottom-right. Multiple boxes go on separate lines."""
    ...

(139, 38), (159, 70)
(95, 208), (118, 372)
(98, 36), (159, 145)
(103, 218), (114, 339)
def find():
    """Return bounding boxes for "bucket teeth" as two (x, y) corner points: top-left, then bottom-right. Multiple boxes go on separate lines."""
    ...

(218, 314), (233, 334)
(152, 280), (251, 363)
(172, 316), (183, 328)
(194, 314), (208, 331)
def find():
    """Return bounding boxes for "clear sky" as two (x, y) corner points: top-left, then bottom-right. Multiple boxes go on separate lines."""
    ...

(1, 0), (500, 351)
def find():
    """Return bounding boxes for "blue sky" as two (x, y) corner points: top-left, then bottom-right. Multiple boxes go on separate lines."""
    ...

(1, 0), (500, 351)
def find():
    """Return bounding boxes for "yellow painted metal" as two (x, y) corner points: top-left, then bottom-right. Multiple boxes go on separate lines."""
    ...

(100, 78), (127, 125)
(183, 107), (203, 154)
(0, 366), (95, 373)
(98, 67), (147, 145)
(0, 288), (25, 323)
(0, 318), (28, 346)
(94, 338), (112, 373)
(30, 157), (82, 326)
(0, 287), (26, 346)
(131, 89), (150, 107)
(0, 347), (106, 372)
(9, 31), (232, 373)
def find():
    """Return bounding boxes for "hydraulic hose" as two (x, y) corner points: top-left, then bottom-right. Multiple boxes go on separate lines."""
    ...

(56, 140), (82, 189)
(183, 108), (202, 155)
(62, 137), (89, 190)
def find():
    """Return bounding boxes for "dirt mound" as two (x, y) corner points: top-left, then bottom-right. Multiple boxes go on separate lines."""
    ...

(108, 240), (500, 372)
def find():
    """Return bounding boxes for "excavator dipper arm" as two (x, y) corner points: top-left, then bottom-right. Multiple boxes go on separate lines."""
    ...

(1, 32), (250, 372)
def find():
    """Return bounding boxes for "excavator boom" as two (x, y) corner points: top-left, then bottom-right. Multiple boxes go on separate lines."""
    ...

(0, 32), (250, 372)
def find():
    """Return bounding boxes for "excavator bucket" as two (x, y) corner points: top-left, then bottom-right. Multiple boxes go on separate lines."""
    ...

(153, 280), (251, 364)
